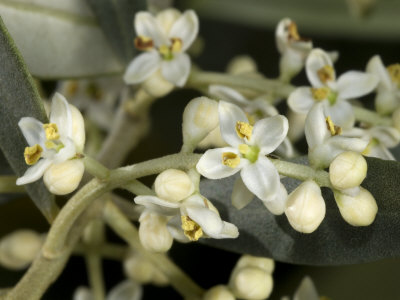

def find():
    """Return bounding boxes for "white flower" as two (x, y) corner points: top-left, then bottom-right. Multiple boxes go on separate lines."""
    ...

(134, 193), (238, 241)
(16, 93), (85, 195)
(209, 85), (294, 158)
(366, 55), (400, 114)
(288, 48), (378, 128)
(196, 101), (289, 213)
(276, 18), (312, 81)
(305, 103), (369, 169)
(342, 125), (400, 160)
(123, 9), (199, 87)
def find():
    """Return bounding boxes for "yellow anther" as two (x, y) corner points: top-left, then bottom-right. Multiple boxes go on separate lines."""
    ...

(236, 121), (253, 139)
(65, 81), (79, 97)
(24, 144), (42, 165)
(86, 82), (102, 100)
(159, 44), (173, 60)
(238, 144), (250, 155)
(222, 152), (241, 168)
(311, 87), (330, 101)
(362, 138), (379, 155)
(181, 215), (203, 241)
(43, 123), (60, 140)
(134, 35), (154, 51)
(171, 37), (183, 53)
(325, 116), (342, 136)
(288, 22), (300, 41)
(387, 64), (400, 87)
(317, 65), (335, 83)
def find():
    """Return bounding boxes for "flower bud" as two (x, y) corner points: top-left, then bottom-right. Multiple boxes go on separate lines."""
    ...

(155, 169), (194, 202)
(229, 267), (273, 300)
(329, 151), (367, 190)
(198, 127), (227, 149)
(142, 70), (174, 98)
(69, 104), (86, 153)
(334, 187), (378, 226)
(139, 212), (173, 252)
(182, 97), (219, 148)
(226, 55), (257, 75)
(43, 159), (85, 195)
(124, 254), (154, 284)
(203, 285), (235, 300)
(107, 280), (142, 300)
(235, 255), (275, 274)
(285, 180), (326, 233)
(0, 230), (43, 270)
(73, 286), (92, 300)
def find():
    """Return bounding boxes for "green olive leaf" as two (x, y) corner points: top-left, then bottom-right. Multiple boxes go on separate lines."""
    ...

(0, 16), (59, 222)
(200, 156), (400, 266)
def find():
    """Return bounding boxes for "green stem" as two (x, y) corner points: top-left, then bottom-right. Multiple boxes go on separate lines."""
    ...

(270, 158), (331, 188)
(83, 155), (110, 180)
(353, 105), (392, 126)
(0, 176), (25, 193)
(187, 70), (295, 98)
(73, 243), (128, 260)
(103, 201), (204, 299)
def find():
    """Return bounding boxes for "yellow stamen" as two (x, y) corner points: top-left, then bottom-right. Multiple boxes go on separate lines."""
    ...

(317, 65), (334, 83)
(387, 64), (400, 87)
(181, 216), (203, 241)
(325, 116), (342, 136)
(238, 144), (249, 155)
(288, 22), (300, 41)
(236, 121), (253, 139)
(65, 81), (79, 97)
(134, 35), (154, 51)
(222, 152), (240, 168)
(24, 144), (42, 165)
(86, 82), (103, 100)
(171, 37), (183, 53)
(311, 87), (330, 101)
(43, 123), (60, 140)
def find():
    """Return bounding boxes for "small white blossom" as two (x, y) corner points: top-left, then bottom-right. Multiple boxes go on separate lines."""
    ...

(123, 9), (199, 87)
(366, 55), (400, 115)
(305, 103), (369, 169)
(288, 48), (378, 128)
(197, 101), (289, 213)
(16, 93), (85, 195)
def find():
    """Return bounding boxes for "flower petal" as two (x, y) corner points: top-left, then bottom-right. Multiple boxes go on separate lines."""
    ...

(16, 158), (52, 185)
(305, 103), (329, 148)
(156, 8), (181, 34)
(69, 104), (85, 152)
(323, 100), (355, 129)
(196, 147), (244, 179)
(218, 101), (249, 147)
(240, 156), (280, 202)
(135, 195), (180, 209)
(306, 48), (335, 88)
(337, 71), (379, 100)
(371, 144), (395, 160)
(123, 51), (160, 84)
(262, 183), (288, 215)
(50, 93), (72, 138)
(106, 280), (142, 300)
(366, 55), (392, 91)
(135, 12), (169, 47)
(161, 53), (190, 87)
(53, 138), (76, 163)
(231, 177), (254, 210)
(209, 85), (249, 105)
(275, 137), (295, 158)
(251, 115), (288, 154)
(185, 205), (225, 238)
(168, 10), (199, 51)
(287, 87), (315, 114)
(370, 126), (400, 147)
(218, 221), (239, 239)
(18, 117), (46, 147)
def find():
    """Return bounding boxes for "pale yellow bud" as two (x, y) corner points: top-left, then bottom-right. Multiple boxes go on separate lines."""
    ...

(226, 55), (258, 75)
(229, 267), (273, 300)
(285, 180), (326, 233)
(155, 169), (194, 202)
(43, 159), (85, 195)
(0, 230), (43, 270)
(329, 151), (367, 190)
(235, 255), (275, 274)
(139, 213), (173, 252)
(182, 97), (219, 147)
(124, 255), (154, 284)
(142, 70), (174, 98)
(203, 285), (235, 300)
(334, 187), (378, 226)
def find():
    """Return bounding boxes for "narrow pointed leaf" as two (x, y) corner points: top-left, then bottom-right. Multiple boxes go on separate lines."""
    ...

(200, 156), (400, 265)
(0, 16), (59, 222)
(0, 0), (124, 79)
